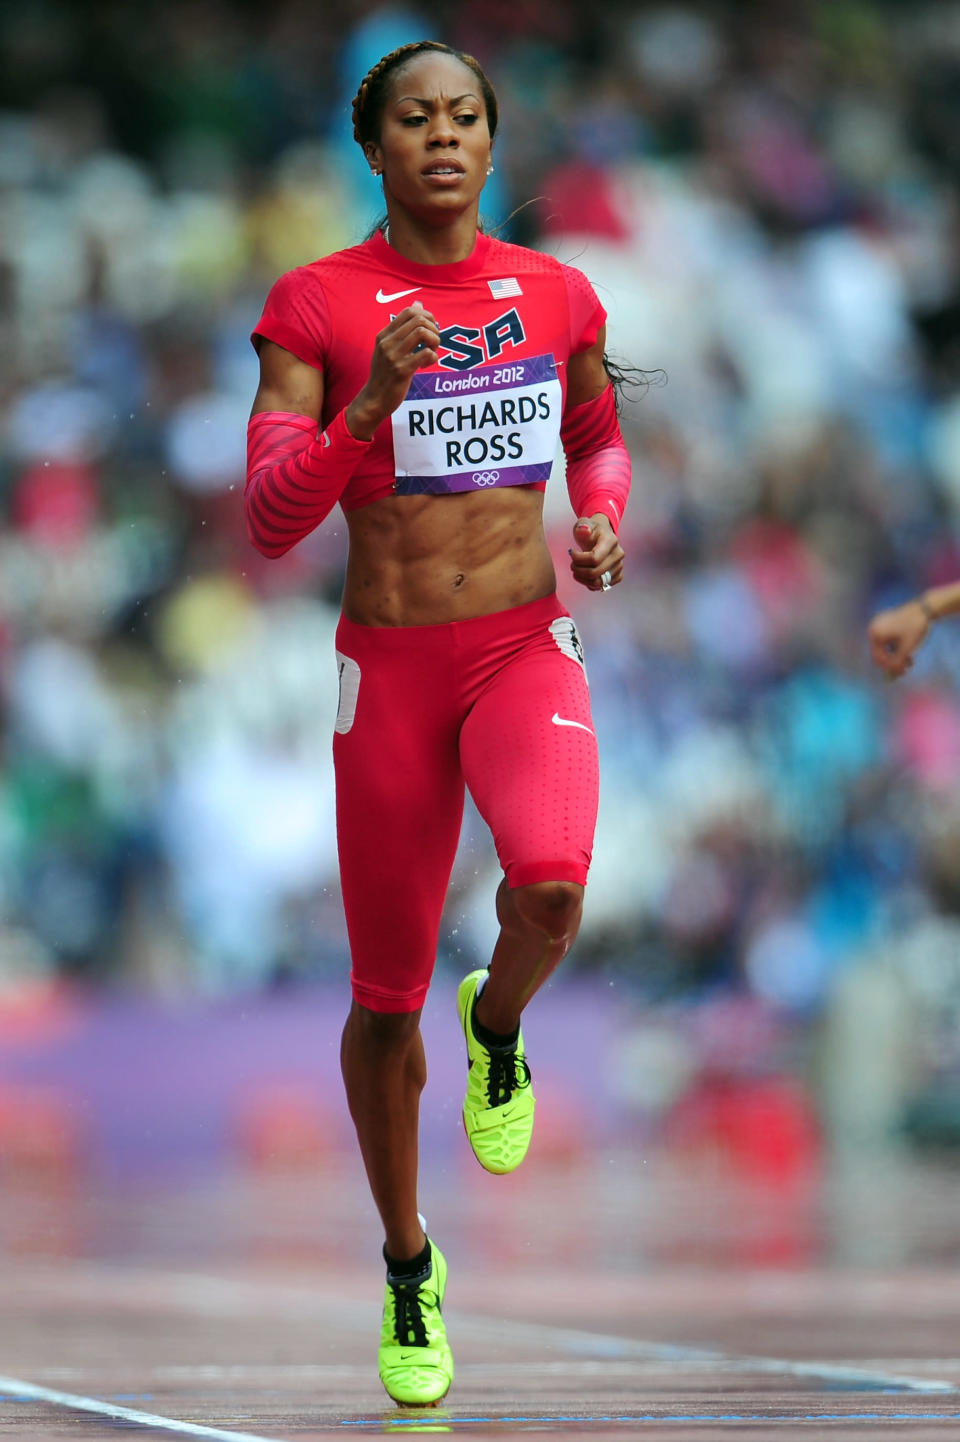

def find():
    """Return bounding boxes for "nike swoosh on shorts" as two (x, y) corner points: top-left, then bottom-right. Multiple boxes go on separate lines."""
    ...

(376, 286), (421, 303)
(551, 713), (594, 734)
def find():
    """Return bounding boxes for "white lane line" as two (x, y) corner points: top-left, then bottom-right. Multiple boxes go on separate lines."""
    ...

(0, 1375), (291, 1442)
(24, 1358), (960, 1385)
(16, 1263), (956, 1398)
(445, 1311), (956, 1394)
(123, 1271), (958, 1395)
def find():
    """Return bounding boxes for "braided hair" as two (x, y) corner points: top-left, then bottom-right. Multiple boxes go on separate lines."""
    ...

(351, 41), (660, 407)
(351, 41), (498, 150)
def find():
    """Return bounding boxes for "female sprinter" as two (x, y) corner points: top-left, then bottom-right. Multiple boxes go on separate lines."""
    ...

(244, 40), (632, 1407)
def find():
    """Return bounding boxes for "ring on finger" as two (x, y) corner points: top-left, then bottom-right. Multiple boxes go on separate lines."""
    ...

(601, 570), (613, 591)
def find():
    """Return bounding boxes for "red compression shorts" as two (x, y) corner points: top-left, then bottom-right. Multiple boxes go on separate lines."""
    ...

(333, 592), (599, 1013)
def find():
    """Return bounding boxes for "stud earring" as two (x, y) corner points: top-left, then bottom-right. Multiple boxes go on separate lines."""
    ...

(487, 164), (494, 175)
(371, 168), (381, 177)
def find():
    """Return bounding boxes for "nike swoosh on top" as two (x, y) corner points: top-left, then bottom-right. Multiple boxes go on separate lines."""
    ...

(376, 286), (421, 303)
(551, 713), (594, 734)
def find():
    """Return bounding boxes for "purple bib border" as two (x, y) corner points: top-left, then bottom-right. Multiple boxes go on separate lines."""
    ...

(395, 461), (553, 496)
(406, 352), (558, 403)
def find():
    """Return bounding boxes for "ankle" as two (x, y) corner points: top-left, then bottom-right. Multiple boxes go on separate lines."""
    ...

(472, 994), (519, 1049)
(384, 1235), (431, 1279)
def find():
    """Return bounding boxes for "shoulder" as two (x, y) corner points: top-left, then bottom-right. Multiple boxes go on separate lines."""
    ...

(309, 235), (381, 277)
(478, 236), (599, 324)
(256, 247), (377, 362)
(272, 237), (380, 295)
(483, 235), (594, 284)
(481, 235), (565, 279)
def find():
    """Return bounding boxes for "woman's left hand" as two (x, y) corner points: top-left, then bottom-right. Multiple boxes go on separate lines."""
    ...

(569, 514), (624, 592)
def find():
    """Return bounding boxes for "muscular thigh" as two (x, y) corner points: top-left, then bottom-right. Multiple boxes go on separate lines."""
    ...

(333, 621), (465, 1012)
(459, 619), (599, 890)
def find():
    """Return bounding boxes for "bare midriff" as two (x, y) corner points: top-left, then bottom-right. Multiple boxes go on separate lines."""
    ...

(343, 485), (556, 626)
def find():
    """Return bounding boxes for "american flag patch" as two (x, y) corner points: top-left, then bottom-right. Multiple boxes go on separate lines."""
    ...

(488, 277), (522, 298)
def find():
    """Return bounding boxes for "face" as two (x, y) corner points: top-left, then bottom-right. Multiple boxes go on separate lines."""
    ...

(365, 53), (493, 218)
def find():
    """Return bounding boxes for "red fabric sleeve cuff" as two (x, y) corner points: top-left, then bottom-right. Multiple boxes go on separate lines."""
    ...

(251, 319), (324, 369)
(324, 407), (373, 449)
(561, 385), (630, 532)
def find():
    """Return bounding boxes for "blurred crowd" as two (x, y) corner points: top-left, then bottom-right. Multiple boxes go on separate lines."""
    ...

(3, 0), (960, 1082)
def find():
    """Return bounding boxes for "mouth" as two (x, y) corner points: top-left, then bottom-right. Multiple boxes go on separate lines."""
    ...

(421, 162), (465, 178)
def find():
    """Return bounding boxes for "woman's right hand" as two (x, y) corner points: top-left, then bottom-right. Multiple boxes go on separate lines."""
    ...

(346, 302), (440, 440)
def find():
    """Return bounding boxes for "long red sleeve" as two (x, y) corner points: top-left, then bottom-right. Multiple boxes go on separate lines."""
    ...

(560, 384), (631, 532)
(244, 409), (372, 557)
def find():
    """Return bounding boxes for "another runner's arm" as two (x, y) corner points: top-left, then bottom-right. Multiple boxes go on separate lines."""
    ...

(563, 328), (630, 591)
(869, 579), (960, 678)
(245, 305), (440, 558)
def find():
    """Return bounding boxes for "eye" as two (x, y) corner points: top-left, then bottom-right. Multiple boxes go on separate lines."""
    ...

(455, 113), (479, 125)
(401, 114), (428, 126)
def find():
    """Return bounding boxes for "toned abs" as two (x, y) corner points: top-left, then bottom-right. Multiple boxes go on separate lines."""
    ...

(343, 485), (555, 626)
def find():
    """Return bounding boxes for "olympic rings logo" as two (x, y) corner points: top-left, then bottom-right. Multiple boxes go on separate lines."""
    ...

(472, 471), (500, 487)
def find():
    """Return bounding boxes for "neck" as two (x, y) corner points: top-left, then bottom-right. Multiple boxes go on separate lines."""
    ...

(381, 206), (480, 265)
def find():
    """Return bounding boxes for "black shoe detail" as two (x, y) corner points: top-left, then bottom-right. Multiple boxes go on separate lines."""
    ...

(386, 1261), (435, 1349)
(383, 1237), (431, 1278)
(485, 1044), (532, 1108)
(471, 997), (519, 1053)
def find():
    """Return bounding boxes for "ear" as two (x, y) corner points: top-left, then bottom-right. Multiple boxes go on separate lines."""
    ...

(364, 141), (383, 177)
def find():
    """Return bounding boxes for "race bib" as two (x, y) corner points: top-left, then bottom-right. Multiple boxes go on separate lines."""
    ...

(391, 353), (562, 495)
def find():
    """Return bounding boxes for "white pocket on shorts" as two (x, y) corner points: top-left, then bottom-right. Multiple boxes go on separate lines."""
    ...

(549, 616), (588, 679)
(334, 652), (361, 734)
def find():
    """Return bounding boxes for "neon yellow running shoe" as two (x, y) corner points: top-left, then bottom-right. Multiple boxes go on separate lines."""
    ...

(379, 1243), (453, 1407)
(457, 968), (536, 1174)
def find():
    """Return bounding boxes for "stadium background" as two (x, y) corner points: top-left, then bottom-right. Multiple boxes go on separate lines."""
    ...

(2, 0), (960, 1230)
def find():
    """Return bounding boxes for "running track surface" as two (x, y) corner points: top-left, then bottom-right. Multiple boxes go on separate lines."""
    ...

(2, 1151), (960, 1440)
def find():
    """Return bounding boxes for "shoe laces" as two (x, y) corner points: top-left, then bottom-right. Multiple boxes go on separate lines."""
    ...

(388, 1270), (433, 1348)
(486, 1045), (531, 1108)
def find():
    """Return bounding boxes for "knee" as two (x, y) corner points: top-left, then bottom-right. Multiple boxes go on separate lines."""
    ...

(511, 880), (583, 942)
(347, 1002), (422, 1053)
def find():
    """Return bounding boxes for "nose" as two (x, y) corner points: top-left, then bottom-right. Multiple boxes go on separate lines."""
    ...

(427, 112), (458, 147)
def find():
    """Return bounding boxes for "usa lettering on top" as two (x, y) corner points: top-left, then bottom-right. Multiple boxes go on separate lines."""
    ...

(251, 229), (607, 513)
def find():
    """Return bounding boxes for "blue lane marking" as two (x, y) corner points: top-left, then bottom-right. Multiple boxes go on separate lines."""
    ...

(343, 1412), (960, 1427)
